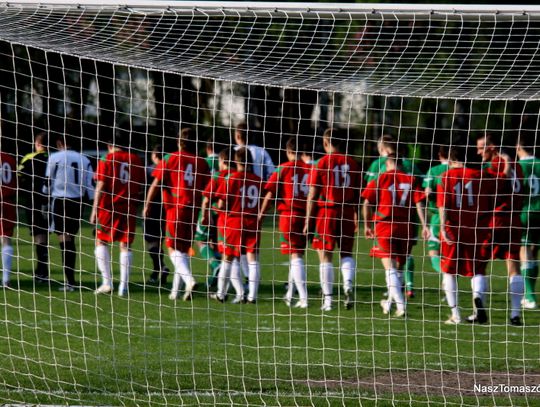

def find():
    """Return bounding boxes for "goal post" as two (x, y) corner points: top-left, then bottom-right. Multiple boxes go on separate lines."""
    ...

(0, 2), (539, 405)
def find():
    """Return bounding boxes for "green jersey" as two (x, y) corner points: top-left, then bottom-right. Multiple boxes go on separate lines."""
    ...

(422, 162), (449, 214)
(364, 156), (424, 183)
(519, 156), (540, 213)
(205, 153), (219, 177)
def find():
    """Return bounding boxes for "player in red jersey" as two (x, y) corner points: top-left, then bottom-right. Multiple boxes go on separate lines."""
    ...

(362, 151), (429, 317)
(201, 148), (246, 303)
(477, 133), (524, 326)
(143, 128), (210, 301)
(438, 143), (496, 325)
(305, 128), (362, 311)
(0, 152), (17, 287)
(212, 148), (263, 304)
(260, 138), (311, 309)
(90, 133), (145, 296)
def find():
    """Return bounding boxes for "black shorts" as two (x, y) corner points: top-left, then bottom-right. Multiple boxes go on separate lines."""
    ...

(144, 202), (166, 243)
(51, 197), (84, 235)
(25, 207), (49, 236)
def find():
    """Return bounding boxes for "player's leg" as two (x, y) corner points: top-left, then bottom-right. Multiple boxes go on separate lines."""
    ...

(339, 209), (356, 310)
(94, 241), (113, 293)
(521, 221), (539, 310)
(56, 198), (82, 290)
(246, 251), (260, 304)
(440, 238), (461, 324)
(1, 237), (13, 287)
(280, 214), (306, 307)
(442, 272), (460, 324)
(95, 208), (113, 293)
(403, 221), (419, 298)
(507, 258), (524, 325)
(118, 242), (133, 297)
(194, 210), (221, 288)
(31, 206), (50, 281)
(229, 258), (246, 303)
(1, 202), (15, 287)
(381, 257), (405, 317)
(318, 250), (334, 311)
(211, 252), (233, 302)
(290, 253), (308, 308)
(428, 214), (442, 273)
(167, 209), (197, 301)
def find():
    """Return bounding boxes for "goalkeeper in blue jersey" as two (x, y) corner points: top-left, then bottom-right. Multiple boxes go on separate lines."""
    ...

(422, 145), (449, 274)
(517, 132), (540, 309)
(364, 134), (424, 298)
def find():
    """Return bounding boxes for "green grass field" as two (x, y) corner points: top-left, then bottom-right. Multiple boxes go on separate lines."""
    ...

(0, 218), (538, 406)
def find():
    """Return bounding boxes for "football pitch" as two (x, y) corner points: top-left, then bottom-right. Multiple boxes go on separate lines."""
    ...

(0, 219), (538, 406)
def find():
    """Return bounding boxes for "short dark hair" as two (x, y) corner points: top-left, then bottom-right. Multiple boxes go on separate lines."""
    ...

(179, 127), (196, 153)
(377, 134), (397, 156)
(152, 144), (164, 161)
(218, 147), (232, 168)
(235, 122), (247, 144)
(438, 145), (449, 160)
(286, 137), (298, 153)
(234, 147), (253, 172)
(323, 128), (347, 150)
(518, 130), (537, 155)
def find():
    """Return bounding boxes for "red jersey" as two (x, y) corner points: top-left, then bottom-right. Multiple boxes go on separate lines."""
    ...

(308, 153), (361, 207)
(95, 150), (145, 209)
(361, 169), (425, 222)
(484, 156), (524, 213)
(0, 153), (17, 201)
(264, 160), (311, 213)
(214, 171), (262, 218)
(152, 151), (210, 208)
(437, 167), (496, 227)
(202, 169), (232, 201)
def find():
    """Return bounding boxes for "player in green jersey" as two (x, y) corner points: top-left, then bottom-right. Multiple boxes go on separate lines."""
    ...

(365, 135), (424, 298)
(517, 133), (540, 309)
(422, 146), (449, 274)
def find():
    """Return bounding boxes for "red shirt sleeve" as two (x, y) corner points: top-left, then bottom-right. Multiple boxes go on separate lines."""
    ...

(94, 156), (109, 183)
(264, 169), (280, 195)
(361, 179), (377, 203)
(152, 157), (166, 181)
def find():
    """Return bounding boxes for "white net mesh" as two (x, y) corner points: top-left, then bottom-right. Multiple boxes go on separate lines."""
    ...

(0, 2), (539, 406)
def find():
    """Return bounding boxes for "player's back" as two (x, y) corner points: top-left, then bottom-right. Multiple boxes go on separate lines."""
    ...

(438, 167), (495, 228)
(217, 171), (262, 218)
(484, 156), (524, 213)
(98, 150), (144, 208)
(519, 156), (540, 213)
(0, 153), (17, 200)
(47, 149), (93, 198)
(159, 151), (210, 208)
(312, 153), (361, 207)
(364, 169), (422, 222)
(267, 160), (311, 214)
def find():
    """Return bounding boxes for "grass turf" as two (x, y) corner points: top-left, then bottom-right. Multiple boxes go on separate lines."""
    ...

(0, 219), (538, 406)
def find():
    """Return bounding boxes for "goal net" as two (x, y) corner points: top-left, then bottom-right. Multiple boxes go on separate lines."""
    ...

(0, 1), (539, 405)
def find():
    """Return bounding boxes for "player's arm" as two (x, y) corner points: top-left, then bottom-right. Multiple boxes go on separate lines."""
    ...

(89, 180), (104, 224)
(303, 184), (319, 234)
(200, 196), (211, 226)
(258, 190), (274, 223)
(143, 177), (161, 218)
(415, 201), (430, 240)
(438, 206), (453, 244)
(362, 198), (374, 239)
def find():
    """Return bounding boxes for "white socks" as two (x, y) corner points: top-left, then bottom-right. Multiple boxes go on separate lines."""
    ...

(385, 268), (405, 312)
(291, 258), (307, 303)
(2, 244), (13, 286)
(247, 261), (260, 302)
(230, 258), (245, 299)
(95, 245), (112, 287)
(340, 256), (355, 293)
(170, 250), (194, 296)
(217, 260), (232, 299)
(443, 273), (460, 319)
(118, 250), (132, 295)
(509, 275), (524, 319)
(471, 274), (487, 303)
(320, 262), (334, 299)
